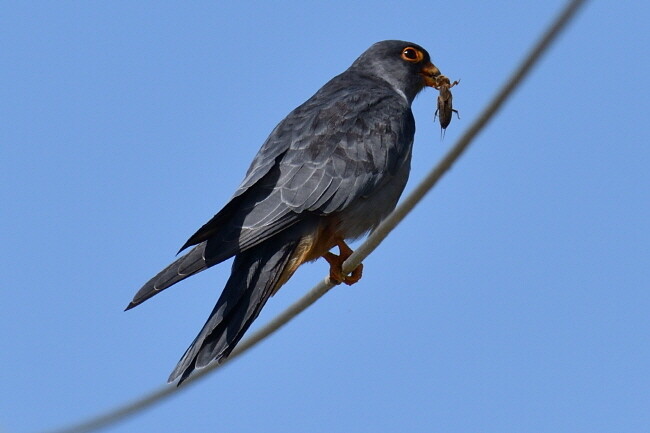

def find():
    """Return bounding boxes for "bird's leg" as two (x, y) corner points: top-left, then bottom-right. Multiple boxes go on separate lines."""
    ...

(323, 239), (363, 286)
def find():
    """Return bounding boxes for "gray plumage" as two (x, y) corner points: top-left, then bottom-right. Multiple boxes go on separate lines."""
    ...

(127, 40), (441, 385)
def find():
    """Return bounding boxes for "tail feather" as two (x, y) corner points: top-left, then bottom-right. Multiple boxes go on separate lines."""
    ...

(126, 244), (209, 310)
(168, 236), (300, 385)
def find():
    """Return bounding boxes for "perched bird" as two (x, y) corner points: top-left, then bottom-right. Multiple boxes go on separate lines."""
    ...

(127, 40), (442, 385)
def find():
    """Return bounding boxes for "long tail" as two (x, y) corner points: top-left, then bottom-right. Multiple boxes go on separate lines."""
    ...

(168, 236), (300, 385)
(125, 243), (209, 310)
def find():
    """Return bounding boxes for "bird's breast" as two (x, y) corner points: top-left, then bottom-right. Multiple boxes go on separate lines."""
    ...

(335, 149), (412, 240)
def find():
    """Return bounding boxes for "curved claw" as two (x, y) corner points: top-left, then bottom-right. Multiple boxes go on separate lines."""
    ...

(323, 239), (363, 286)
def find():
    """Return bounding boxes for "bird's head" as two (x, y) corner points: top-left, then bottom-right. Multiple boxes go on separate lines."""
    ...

(350, 40), (441, 104)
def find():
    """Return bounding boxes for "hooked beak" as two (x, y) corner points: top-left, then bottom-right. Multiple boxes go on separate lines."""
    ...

(421, 62), (441, 87)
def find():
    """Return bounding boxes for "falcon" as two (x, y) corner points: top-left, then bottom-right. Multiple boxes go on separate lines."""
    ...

(127, 40), (442, 384)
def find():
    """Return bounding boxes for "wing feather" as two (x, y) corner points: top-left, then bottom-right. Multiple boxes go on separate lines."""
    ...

(184, 72), (414, 264)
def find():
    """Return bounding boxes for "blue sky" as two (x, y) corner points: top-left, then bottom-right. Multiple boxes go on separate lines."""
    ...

(2, 1), (649, 432)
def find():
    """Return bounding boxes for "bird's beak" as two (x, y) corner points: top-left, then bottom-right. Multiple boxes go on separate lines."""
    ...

(421, 62), (441, 87)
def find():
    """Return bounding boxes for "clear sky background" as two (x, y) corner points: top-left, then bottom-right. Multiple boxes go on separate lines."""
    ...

(2, 1), (649, 432)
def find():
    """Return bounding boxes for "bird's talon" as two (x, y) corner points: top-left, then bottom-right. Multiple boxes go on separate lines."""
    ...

(342, 263), (363, 286)
(324, 245), (363, 286)
(329, 274), (343, 285)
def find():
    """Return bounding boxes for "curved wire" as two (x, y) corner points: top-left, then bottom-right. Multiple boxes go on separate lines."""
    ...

(38, 1), (589, 432)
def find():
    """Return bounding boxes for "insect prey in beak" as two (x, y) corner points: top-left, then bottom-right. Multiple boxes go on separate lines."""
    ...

(433, 75), (460, 137)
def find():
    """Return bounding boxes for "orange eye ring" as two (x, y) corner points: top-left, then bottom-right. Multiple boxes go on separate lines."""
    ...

(401, 46), (424, 63)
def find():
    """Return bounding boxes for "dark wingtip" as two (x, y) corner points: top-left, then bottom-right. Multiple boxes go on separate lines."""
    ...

(176, 369), (193, 387)
(124, 301), (137, 312)
(176, 239), (193, 255)
(168, 358), (196, 386)
(168, 370), (187, 387)
(166, 375), (179, 386)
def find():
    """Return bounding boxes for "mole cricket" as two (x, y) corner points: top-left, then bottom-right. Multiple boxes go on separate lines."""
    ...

(434, 75), (460, 135)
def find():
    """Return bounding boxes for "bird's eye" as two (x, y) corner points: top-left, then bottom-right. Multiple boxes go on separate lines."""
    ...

(401, 47), (423, 63)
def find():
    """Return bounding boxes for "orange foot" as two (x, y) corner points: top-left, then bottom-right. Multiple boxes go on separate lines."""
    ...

(323, 239), (363, 285)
